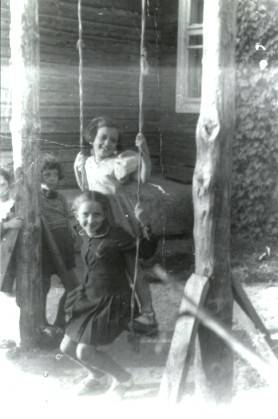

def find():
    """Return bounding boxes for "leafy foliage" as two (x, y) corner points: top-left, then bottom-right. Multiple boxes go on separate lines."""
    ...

(232, 0), (278, 238)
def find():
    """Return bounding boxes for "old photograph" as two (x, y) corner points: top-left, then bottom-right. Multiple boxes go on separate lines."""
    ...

(0, 0), (277, 417)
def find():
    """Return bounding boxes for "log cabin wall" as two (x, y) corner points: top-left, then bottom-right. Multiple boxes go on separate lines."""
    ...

(159, 0), (197, 184)
(0, 0), (161, 187)
(0, 0), (11, 169)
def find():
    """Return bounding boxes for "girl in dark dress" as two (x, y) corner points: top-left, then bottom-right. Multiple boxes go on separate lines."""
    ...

(60, 191), (145, 394)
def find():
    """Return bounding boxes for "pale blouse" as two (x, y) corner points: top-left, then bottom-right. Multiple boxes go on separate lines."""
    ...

(83, 155), (166, 237)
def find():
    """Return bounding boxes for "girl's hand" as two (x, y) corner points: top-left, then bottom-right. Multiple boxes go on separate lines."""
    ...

(4, 217), (23, 230)
(74, 152), (87, 171)
(135, 202), (148, 226)
(135, 133), (148, 153)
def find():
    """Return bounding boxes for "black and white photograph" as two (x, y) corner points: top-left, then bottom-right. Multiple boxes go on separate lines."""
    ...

(0, 0), (277, 417)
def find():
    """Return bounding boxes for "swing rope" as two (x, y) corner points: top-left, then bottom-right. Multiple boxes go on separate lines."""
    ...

(77, 0), (89, 191)
(77, 0), (84, 152)
(130, 0), (147, 333)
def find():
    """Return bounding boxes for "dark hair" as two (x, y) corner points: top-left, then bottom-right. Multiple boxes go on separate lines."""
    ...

(0, 167), (12, 185)
(72, 190), (111, 216)
(84, 116), (122, 152)
(40, 153), (63, 180)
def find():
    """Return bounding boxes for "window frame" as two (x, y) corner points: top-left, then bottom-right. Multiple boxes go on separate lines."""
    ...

(176, 0), (203, 113)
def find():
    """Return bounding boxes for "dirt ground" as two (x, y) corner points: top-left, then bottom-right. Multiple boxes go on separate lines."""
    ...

(0, 237), (277, 418)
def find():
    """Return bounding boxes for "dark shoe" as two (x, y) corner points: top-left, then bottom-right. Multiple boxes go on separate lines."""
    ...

(112, 377), (134, 398)
(131, 312), (158, 336)
(77, 374), (112, 396)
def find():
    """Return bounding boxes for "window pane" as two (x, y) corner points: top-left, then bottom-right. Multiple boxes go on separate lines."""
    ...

(190, 0), (204, 24)
(188, 35), (203, 46)
(188, 48), (202, 97)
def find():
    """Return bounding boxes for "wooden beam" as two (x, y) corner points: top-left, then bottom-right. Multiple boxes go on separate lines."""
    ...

(193, 0), (237, 401)
(9, 0), (43, 348)
(232, 276), (276, 352)
(159, 274), (209, 402)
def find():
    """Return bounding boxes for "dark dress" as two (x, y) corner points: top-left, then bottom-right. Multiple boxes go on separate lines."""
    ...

(40, 188), (76, 294)
(65, 225), (135, 346)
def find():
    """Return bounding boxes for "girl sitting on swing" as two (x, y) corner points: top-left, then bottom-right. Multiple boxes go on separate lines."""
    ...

(61, 191), (150, 395)
(74, 116), (164, 332)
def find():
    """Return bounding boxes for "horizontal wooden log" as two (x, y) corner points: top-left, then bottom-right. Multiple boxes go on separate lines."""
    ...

(40, 0), (159, 20)
(38, 15), (155, 42)
(38, 95), (159, 109)
(1, 116), (161, 136)
(39, 118), (160, 134)
(37, 31), (158, 53)
(39, 45), (141, 66)
(38, 77), (159, 94)
(36, 105), (160, 120)
(41, 0), (142, 14)
(163, 148), (196, 163)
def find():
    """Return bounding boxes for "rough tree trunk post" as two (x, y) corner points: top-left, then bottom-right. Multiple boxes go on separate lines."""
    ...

(193, 0), (237, 400)
(10, 0), (43, 348)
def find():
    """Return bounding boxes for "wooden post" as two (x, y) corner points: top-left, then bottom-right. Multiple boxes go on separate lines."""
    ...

(159, 274), (209, 402)
(193, 0), (237, 400)
(9, 0), (43, 347)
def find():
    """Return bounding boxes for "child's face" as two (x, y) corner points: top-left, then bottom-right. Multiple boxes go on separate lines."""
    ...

(41, 169), (59, 190)
(0, 175), (9, 199)
(76, 200), (106, 237)
(92, 126), (119, 160)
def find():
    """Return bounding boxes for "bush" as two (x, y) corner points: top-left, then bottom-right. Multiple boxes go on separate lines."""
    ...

(232, 0), (278, 239)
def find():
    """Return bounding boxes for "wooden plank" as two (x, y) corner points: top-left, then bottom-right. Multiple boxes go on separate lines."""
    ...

(0, 228), (20, 291)
(159, 274), (209, 402)
(234, 302), (278, 364)
(232, 276), (274, 346)
(40, 118), (160, 134)
(40, 2), (140, 18)
(187, 296), (278, 387)
(164, 168), (194, 185)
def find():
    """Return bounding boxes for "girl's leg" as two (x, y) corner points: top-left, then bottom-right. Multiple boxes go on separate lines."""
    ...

(60, 334), (77, 358)
(60, 335), (104, 381)
(54, 291), (66, 329)
(133, 267), (158, 330)
(76, 343), (132, 384)
(134, 266), (153, 314)
(42, 275), (51, 326)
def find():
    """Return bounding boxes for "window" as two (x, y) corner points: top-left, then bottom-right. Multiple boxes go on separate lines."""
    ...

(176, 0), (204, 113)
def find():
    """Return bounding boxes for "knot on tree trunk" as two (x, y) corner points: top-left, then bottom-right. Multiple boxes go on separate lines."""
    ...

(198, 112), (220, 144)
(194, 161), (214, 198)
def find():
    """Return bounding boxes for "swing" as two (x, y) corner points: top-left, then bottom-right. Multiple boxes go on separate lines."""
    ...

(76, 0), (156, 340)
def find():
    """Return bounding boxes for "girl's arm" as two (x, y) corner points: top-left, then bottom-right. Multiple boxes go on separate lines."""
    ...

(73, 152), (88, 190)
(135, 133), (151, 183)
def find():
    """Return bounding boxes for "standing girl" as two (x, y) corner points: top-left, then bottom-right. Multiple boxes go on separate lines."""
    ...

(73, 116), (165, 330)
(61, 191), (146, 394)
(40, 154), (79, 331)
(0, 167), (22, 349)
